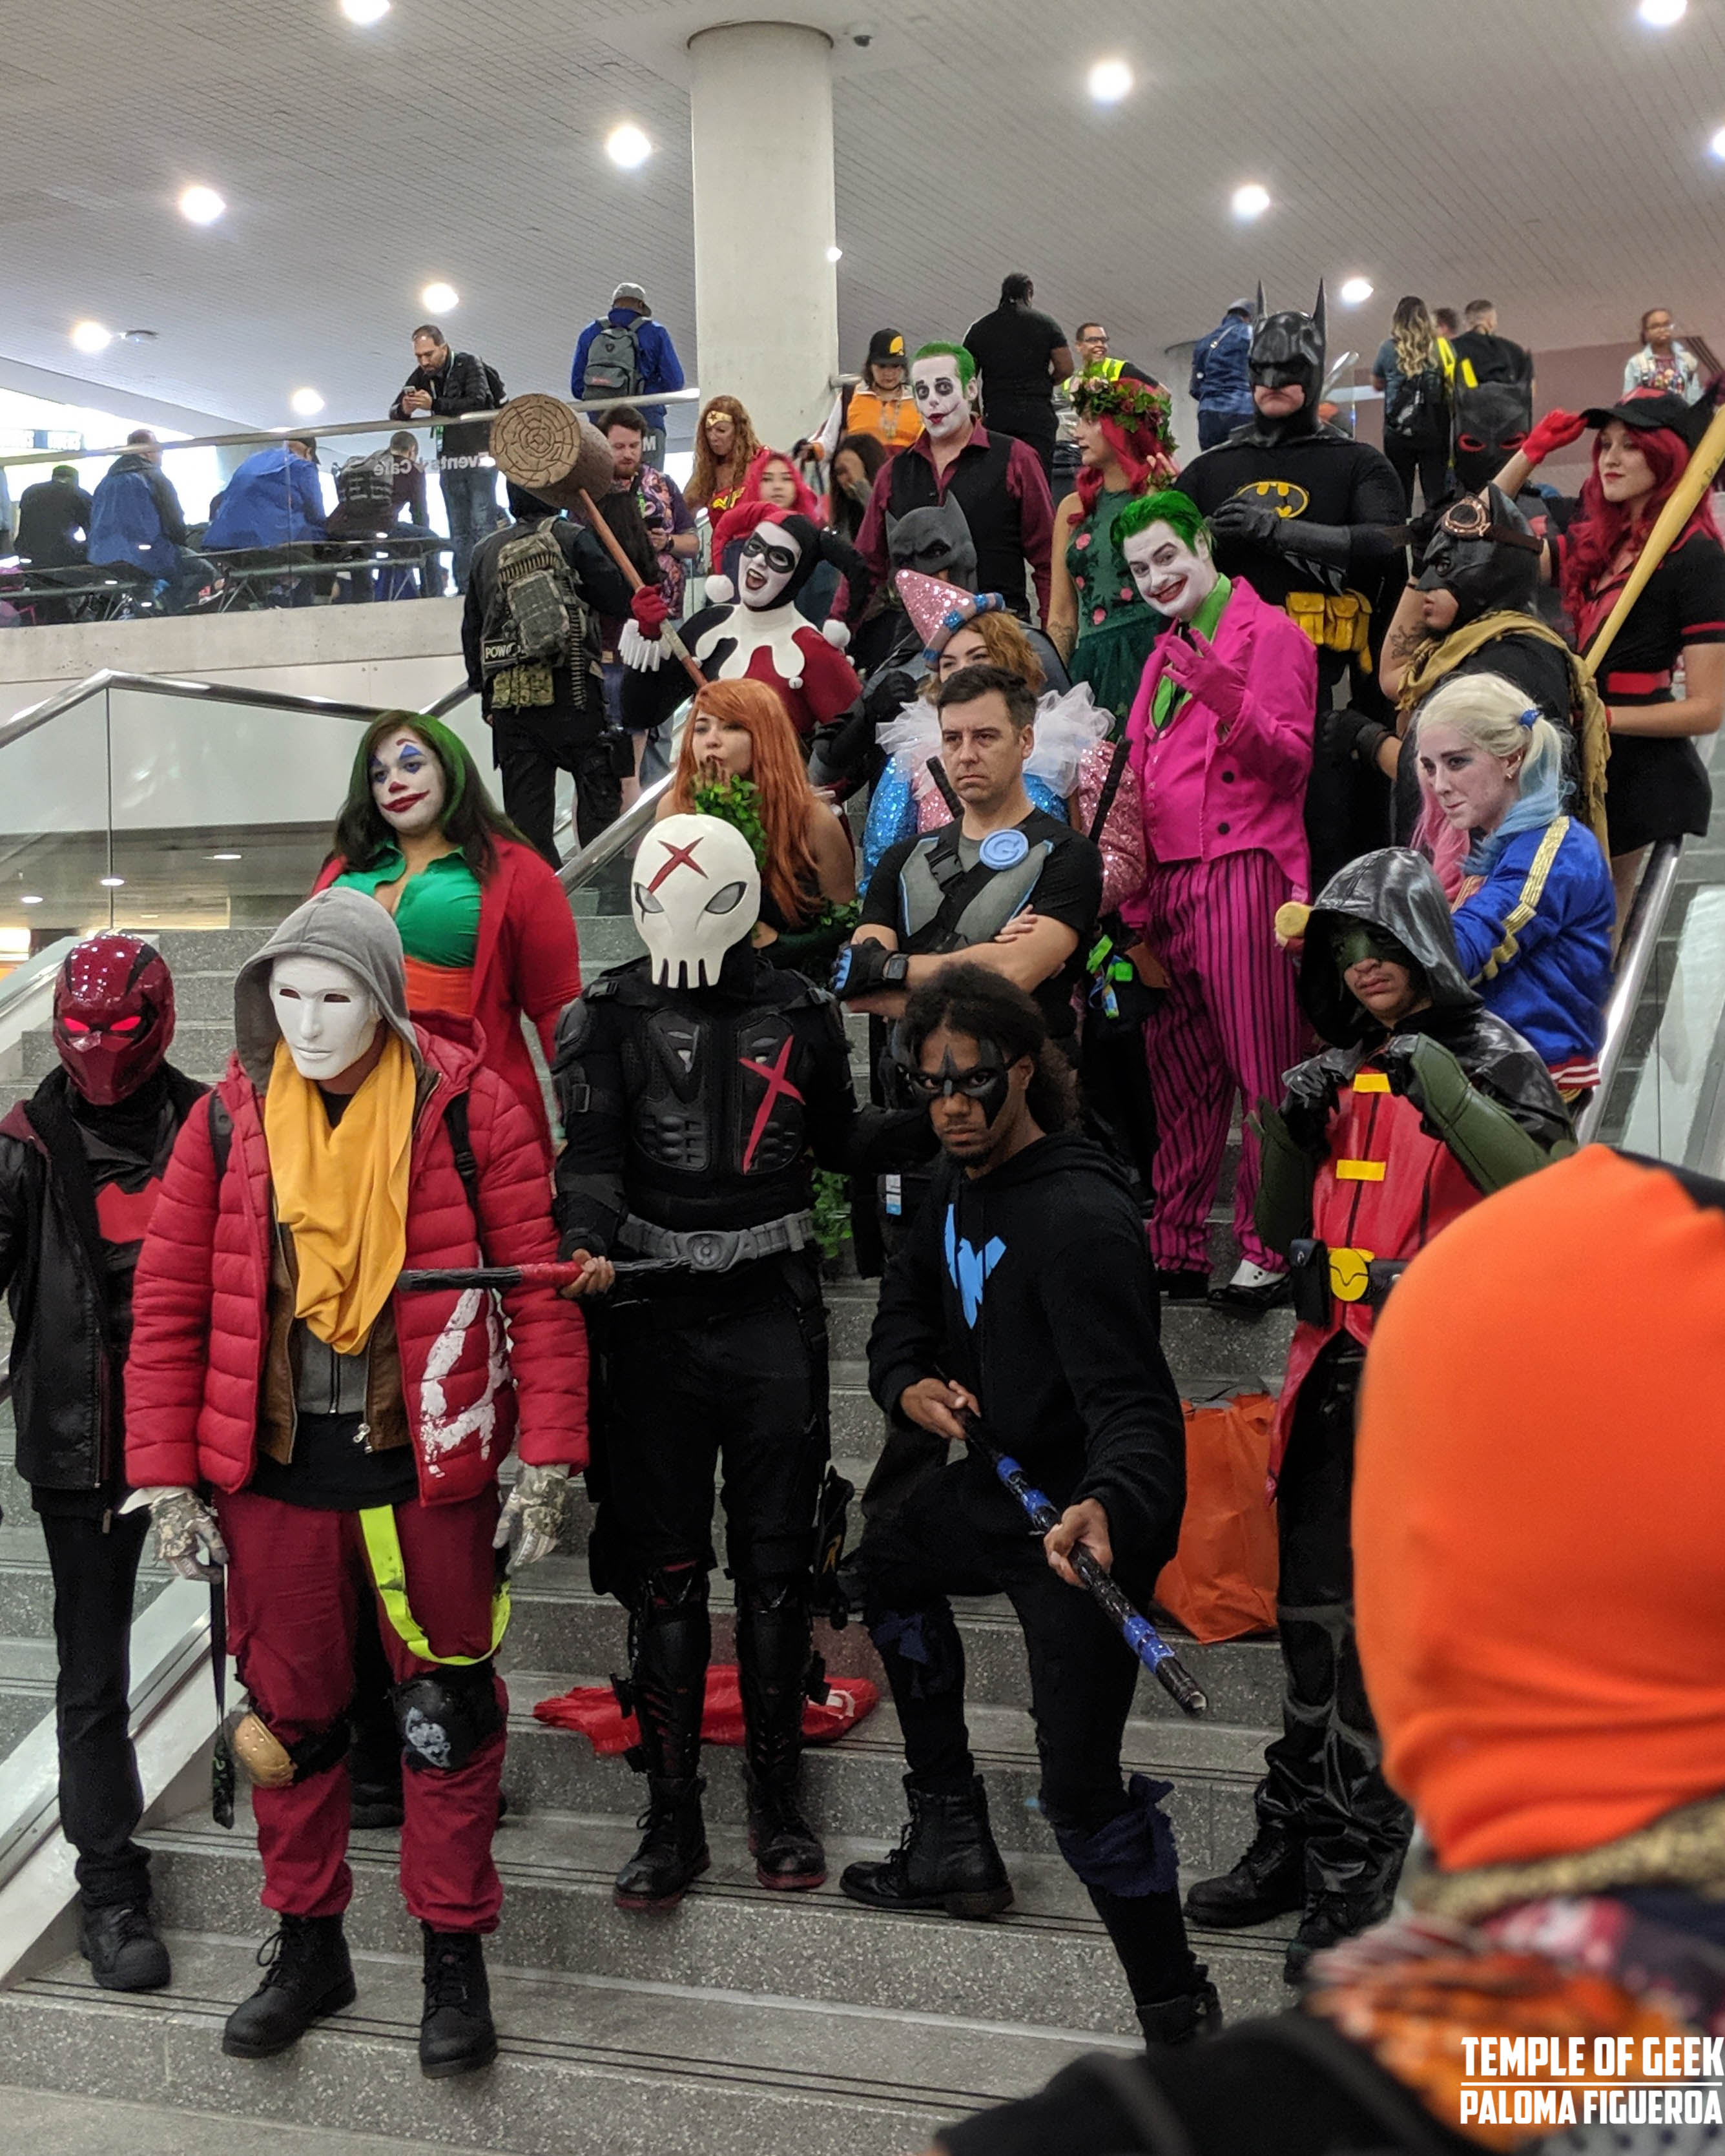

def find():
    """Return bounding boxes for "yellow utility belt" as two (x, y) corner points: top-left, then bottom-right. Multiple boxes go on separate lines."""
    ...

(359, 1504), (510, 1667)
(1286, 590), (1373, 669)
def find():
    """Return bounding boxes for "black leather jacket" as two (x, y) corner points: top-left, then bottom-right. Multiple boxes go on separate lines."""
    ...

(0, 1068), (204, 1495)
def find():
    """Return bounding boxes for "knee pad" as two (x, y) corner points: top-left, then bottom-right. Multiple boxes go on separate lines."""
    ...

(1044, 1772), (1179, 1898)
(227, 1705), (349, 1791)
(865, 1601), (964, 1700)
(735, 1573), (805, 1619)
(637, 1564), (710, 1626)
(391, 1661), (503, 1775)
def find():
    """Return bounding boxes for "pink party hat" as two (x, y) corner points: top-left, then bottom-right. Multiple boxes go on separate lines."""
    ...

(893, 571), (1007, 664)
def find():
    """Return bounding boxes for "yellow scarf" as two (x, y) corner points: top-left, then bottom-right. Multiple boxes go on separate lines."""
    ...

(264, 1033), (415, 1355)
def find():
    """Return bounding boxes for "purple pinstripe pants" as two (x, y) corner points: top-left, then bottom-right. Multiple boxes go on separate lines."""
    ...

(1141, 850), (1308, 1274)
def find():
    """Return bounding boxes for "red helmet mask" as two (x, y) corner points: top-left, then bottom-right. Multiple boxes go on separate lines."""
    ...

(54, 935), (175, 1106)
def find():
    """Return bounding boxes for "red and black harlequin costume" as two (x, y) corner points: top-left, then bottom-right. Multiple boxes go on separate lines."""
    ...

(0, 936), (203, 1991)
(1183, 848), (1571, 1980)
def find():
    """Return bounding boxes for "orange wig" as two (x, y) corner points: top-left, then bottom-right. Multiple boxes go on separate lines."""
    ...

(670, 679), (822, 923)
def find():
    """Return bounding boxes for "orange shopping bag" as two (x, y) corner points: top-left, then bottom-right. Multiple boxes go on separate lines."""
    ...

(1153, 1391), (1279, 1642)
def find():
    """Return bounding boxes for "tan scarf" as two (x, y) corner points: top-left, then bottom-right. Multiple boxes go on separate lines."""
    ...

(263, 1032), (415, 1355)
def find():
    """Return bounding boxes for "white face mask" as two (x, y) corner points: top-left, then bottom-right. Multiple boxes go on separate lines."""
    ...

(269, 956), (382, 1081)
(911, 356), (975, 440)
(1123, 521), (1218, 624)
(369, 729), (448, 840)
(738, 525), (803, 610)
(632, 814), (761, 990)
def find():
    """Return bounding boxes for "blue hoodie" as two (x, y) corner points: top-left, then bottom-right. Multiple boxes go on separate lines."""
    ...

(203, 445), (327, 551)
(1449, 816), (1615, 1080)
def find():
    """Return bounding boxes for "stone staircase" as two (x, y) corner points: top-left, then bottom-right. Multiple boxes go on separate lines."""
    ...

(0, 908), (1299, 2151)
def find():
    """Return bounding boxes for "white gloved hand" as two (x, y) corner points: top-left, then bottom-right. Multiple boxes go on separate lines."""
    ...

(619, 619), (666, 673)
(137, 1486), (229, 1581)
(492, 1463), (572, 1569)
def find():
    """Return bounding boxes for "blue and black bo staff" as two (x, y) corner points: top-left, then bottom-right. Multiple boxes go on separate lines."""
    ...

(956, 1408), (1208, 1718)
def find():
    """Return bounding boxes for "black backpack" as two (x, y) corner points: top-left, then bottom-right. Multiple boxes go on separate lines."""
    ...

(334, 450), (395, 524)
(581, 320), (642, 400)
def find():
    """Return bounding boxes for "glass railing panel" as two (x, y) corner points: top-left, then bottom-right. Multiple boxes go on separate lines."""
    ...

(0, 686), (117, 946)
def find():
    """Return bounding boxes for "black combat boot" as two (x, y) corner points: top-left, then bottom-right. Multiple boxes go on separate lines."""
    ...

(615, 1569), (711, 1911)
(222, 1914), (356, 2058)
(1183, 1822), (1307, 1928)
(738, 1585), (825, 1891)
(1137, 1968), (1224, 2048)
(420, 1927), (497, 2077)
(1283, 1886), (1396, 1984)
(840, 1776), (1014, 1918)
(79, 1900), (170, 1992)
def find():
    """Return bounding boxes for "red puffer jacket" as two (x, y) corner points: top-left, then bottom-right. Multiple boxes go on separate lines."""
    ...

(125, 1021), (587, 1504)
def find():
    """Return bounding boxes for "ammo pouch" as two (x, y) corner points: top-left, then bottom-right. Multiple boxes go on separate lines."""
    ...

(1288, 1238), (1411, 1328)
(1285, 589), (1373, 669)
(225, 1703), (351, 1791)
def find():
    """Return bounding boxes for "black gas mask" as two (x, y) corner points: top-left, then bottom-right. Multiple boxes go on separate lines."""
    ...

(1452, 380), (1531, 494)
(1415, 486), (1541, 627)
(1246, 282), (1327, 444)
(901, 1040), (1013, 1125)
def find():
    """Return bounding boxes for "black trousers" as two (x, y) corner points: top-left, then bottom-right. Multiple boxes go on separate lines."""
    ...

(597, 1272), (828, 1591)
(1384, 432), (1450, 518)
(40, 1508), (152, 1909)
(490, 703), (622, 869)
(1255, 1340), (1411, 1899)
(1306, 651), (1394, 894)
(860, 1458), (1195, 2006)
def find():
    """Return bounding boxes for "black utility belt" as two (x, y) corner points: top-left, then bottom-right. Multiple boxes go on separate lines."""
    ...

(1286, 1238), (1408, 1328)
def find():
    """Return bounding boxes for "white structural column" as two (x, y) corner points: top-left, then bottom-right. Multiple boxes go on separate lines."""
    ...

(688, 23), (838, 453)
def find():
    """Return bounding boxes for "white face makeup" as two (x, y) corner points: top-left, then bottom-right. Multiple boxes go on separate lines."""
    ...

(1122, 521), (1218, 623)
(738, 525), (803, 610)
(369, 728), (447, 839)
(269, 956), (382, 1082)
(911, 355), (975, 441)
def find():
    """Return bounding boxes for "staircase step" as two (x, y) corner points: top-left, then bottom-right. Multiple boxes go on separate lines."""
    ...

(6, 1929), (978, 2156)
(0, 2084), (525, 2156)
(493, 1675), (1268, 1877)
(138, 1805), (1294, 2037)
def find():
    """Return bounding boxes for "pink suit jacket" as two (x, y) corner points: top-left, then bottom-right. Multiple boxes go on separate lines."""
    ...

(1123, 576), (1317, 914)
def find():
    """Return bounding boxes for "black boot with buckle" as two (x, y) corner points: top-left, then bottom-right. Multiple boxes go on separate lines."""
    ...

(614, 1567), (711, 1911)
(738, 1583), (826, 1891)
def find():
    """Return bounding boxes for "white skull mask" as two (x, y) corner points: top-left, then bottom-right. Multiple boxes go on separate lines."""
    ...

(632, 814), (761, 989)
(269, 955), (382, 1081)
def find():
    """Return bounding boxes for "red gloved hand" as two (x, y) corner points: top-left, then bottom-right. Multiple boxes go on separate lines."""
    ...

(630, 586), (670, 639)
(1522, 410), (1589, 466)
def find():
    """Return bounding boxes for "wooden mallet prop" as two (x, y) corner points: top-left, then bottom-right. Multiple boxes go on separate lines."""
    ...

(488, 393), (707, 690)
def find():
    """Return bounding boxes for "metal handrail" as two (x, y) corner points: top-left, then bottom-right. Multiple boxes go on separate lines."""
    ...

(0, 667), (472, 756)
(557, 766), (679, 893)
(1575, 837), (1684, 1145)
(0, 388), (706, 475)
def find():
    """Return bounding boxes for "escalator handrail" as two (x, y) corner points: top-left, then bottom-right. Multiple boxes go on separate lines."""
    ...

(0, 668), (472, 755)
(1575, 836), (1684, 1146)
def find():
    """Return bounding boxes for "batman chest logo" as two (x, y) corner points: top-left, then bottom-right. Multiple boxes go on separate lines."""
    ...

(1234, 479), (1310, 519)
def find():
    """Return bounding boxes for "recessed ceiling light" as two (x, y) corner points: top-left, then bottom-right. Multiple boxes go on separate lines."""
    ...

(179, 185), (225, 225)
(70, 320), (112, 354)
(606, 124), (652, 170)
(1088, 57), (1133, 103)
(211, 851), (243, 861)
(19, 894), (42, 906)
(1339, 276), (1374, 306)
(825, 245), (843, 264)
(341, 0), (391, 19)
(1232, 182), (1271, 220)
(421, 280), (458, 311)
(99, 876), (125, 888)
(1711, 123), (1725, 158)
(1639, 0), (1686, 24)
(290, 387), (325, 416)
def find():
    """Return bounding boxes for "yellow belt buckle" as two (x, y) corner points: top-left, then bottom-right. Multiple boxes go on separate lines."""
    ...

(1329, 1247), (1376, 1302)
(1336, 1158), (1387, 1182)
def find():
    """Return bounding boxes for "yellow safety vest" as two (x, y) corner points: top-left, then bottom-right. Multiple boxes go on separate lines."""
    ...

(359, 1505), (510, 1666)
